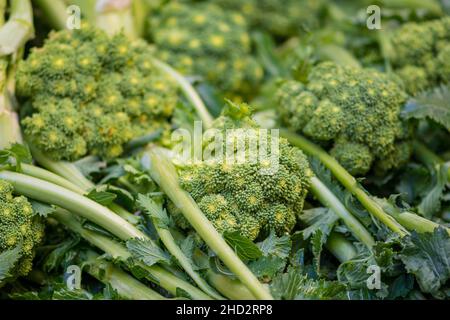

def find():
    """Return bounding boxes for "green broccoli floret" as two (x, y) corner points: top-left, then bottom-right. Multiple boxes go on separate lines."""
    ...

(390, 17), (450, 95)
(16, 26), (178, 161)
(172, 102), (311, 240)
(0, 180), (45, 279)
(212, 0), (324, 38)
(277, 61), (412, 176)
(148, 1), (263, 101)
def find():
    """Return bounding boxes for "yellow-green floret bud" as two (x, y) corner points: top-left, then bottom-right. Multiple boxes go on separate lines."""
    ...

(277, 62), (412, 176)
(176, 102), (311, 240)
(16, 27), (178, 161)
(148, 1), (263, 100)
(0, 180), (45, 279)
(390, 17), (450, 95)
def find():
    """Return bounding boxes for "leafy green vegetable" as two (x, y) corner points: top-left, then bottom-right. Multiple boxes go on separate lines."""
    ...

(126, 239), (171, 267)
(402, 86), (450, 131)
(400, 227), (450, 296)
(223, 231), (263, 261)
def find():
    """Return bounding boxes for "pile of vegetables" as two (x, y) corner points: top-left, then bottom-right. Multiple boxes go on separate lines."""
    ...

(0, 0), (449, 301)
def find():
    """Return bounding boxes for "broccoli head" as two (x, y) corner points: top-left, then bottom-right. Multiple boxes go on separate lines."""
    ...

(170, 102), (311, 240)
(148, 1), (263, 101)
(277, 62), (412, 176)
(0, 180), (45, 279)
(16, 27), (178, 161)
(390, 17), (450, 95)
(212, 0), (324, 38)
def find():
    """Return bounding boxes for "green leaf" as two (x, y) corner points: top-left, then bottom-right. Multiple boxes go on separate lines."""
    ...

(257, 231), (291, 259)
(253, 31), (287, 77)
(179, 235), (195, 263)
(249, 256), (286, 280)
(396, 164), (431, 204)
(52, 288), (93, 300)
(417, 163), (449, 218)
(86, 189), (117, 206)
(176, 287), (192, 299)
(74, 157), (106, 178)
(270, 267), (346, 300)
(336, 243), (392, 299)
(0, 143), (32, 171)
(0, 245), (22, 283)
(401, 85), (450, 131)
(30, 200), (56, 217)
(126, 239), (171, 267)
(43, 238), (80, 273)
(311, 229), (325, 274)
(223, 231), (263, 261)
(137, 194), (170, 228)
(299, 207), (339, 240)
(400, 227), (450, 295)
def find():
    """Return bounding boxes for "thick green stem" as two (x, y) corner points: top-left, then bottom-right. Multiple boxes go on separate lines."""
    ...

(325, 232), (357, 263)
(142, 146), (273, 300)
(81, 250), (166, 300)
(0, 170), (145, 240)
(206, 271), (257, 300)
(0, 0), (32, 148)
(311, 177), (375, 248)
(0, 0), (34, 55)
(281, 129), (408, 237)
(413, 140), (450, 181)
(31, 146), (94, 191)
(32, 0), (67, 30)
(0, 109), (22, 148)
(150, 58), (214, 129)
(21, 163), (86, 193)
(388, 210), (450, 236)
(29, 148), (140, 224)
(53, 209), (211, 300)
(95, 0), (137, 39)
(153, 220), (224, 300)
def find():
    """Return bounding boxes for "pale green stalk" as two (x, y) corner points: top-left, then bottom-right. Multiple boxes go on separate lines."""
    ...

(143, 199), (223, 299)
(142, 146), (273, 300)
(311, 177), (376, 248)
(413, 140), (450, 181)
(53, 209), (211, 300)
(281, 129), (409, 237)
(0, 170), (145, 240)
(32, 0), (67, 30)
(325, 232), (357, 263)
(81, 250), (166, 300)
(206, 271), (257, 300)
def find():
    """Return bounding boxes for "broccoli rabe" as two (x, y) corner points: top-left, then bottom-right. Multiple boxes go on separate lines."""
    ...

(0, 180), (44, 279)
(212, 0), (324, 38)
(148, 1), (263, 101)
(389, 17), (450, 95)
(277, 62), (412, 176)
(16, 26), (178, 161)
(171, 102), (311, 240)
